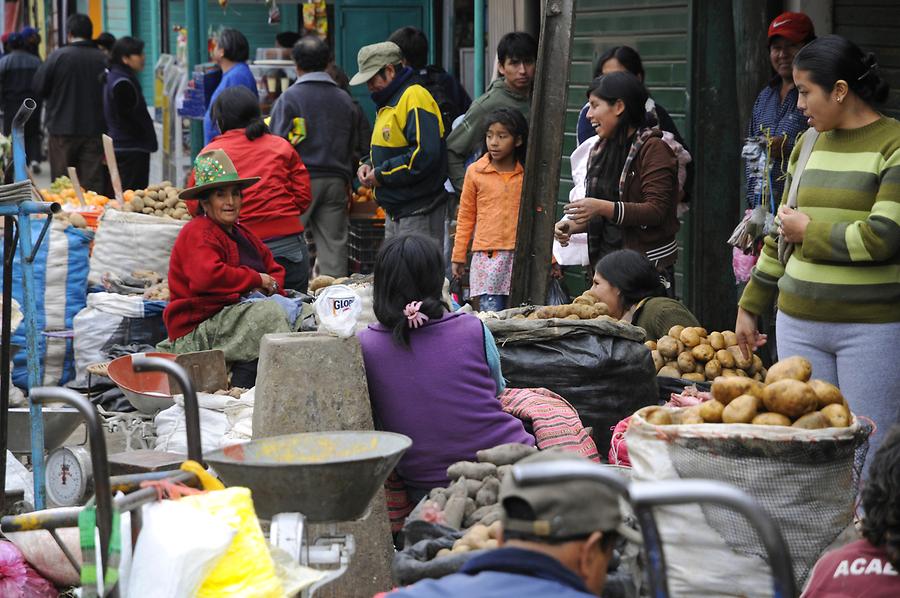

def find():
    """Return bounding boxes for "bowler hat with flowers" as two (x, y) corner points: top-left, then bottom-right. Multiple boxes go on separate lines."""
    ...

(178, 148), (261, 200)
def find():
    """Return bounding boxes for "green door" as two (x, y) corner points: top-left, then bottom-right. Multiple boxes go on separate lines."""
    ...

(561, 0), (692, 299)
(334, 0), (433, 124)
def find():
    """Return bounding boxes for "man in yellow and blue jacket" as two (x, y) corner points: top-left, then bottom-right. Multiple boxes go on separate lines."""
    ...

(351, 41), (448, 247)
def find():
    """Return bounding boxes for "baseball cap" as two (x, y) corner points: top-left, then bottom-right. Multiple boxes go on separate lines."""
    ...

(21, 27), (38, 38)
(349, 41), (403, 86)
(500, 450), (642, 544)
(768, 12), (815, 44)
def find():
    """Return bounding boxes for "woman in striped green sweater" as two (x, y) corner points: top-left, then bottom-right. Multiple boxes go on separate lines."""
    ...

(736, 35), (900, 466)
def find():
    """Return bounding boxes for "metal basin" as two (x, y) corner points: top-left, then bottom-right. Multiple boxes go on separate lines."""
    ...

(106, 352), (177, 413)
(204, 431), (411, 522)
(7, 408), (83, 453)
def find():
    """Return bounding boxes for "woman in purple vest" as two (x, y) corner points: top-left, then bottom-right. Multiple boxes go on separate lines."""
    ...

(358, 234), (534, 500)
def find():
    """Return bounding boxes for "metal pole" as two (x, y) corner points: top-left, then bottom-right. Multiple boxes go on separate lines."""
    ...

(509, 0), (575, 306)
(0, 217), (13, 514)
(186, 0), (205, 159)
(473, 0), (484, 97)
(10, 98), (47, 510)
(30, 387), (112, 578)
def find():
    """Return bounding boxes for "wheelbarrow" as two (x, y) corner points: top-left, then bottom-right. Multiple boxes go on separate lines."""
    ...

(512, 460), (797, 598)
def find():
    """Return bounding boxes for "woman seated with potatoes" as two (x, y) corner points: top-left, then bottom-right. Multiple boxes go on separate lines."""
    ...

(158, 149), (304, 387)
(590, 249), (698, 341)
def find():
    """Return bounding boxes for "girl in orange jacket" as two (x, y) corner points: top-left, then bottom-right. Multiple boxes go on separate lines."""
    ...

(451, 108), (528, 312)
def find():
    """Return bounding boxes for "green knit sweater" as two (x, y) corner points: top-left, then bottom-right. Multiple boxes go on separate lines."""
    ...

(740, 116), (900, 323)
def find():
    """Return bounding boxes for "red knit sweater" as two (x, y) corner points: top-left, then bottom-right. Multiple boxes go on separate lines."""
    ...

(164, 215), (286, 340)
(187, 129), (312, 240)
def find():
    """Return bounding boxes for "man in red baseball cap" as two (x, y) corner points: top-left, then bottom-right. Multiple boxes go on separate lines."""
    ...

(768, 11), (816, 44)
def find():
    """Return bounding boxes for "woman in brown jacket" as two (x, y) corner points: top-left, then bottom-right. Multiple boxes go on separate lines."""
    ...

(555, 71), (681, 290)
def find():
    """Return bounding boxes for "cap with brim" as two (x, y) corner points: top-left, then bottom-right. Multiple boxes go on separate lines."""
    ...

(767, 12), (815, 44)
(500, 450), (643, 545)
(349, 41), (403, 86)
(179, 148), (261, 200)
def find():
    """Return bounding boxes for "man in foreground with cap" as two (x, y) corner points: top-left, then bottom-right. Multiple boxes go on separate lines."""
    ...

(351, 41), (448, 248)
(380, 450), (639, 597)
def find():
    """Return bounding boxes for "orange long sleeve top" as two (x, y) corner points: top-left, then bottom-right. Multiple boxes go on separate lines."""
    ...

(451, 154), (524, 264)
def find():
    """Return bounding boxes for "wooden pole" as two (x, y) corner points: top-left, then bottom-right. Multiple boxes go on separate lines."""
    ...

(509, 0), (574, 306)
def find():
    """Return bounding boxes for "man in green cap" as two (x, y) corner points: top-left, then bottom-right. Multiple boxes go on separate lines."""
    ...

(351, 41), (448, 247)
(381, 450), (640, 597)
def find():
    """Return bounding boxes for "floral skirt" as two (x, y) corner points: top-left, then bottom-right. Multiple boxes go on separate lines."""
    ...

(469, 250), (515, 296)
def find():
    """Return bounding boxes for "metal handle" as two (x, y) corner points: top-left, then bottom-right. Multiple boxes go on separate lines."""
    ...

(130, 356), (203, 463)
(30, 387), (112, 577)
(511, 460), (631, 497)
(12, 98), (36, 130)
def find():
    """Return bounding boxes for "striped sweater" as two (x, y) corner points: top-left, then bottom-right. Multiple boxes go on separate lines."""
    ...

(740, 117), (900, 323)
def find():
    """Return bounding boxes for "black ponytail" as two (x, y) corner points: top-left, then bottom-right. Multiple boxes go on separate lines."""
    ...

(210, 86), (270, 141)
(794, 34), (890, 106)
(372, 234), (447, 347)
(595, 249), (667, 311)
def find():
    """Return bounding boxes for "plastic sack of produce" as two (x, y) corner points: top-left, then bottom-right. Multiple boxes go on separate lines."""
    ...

(154, 390), (254, 454)
(88, 209), (187, 285)
(72, 292), (167, 385)
(180, 487), (283, 598)
(484, 313), (658, 452)
(392, 520), (478, 586)
(0, 218), (92, 390)
(626, 406), (870, 597)
(0, 540), (57, 598)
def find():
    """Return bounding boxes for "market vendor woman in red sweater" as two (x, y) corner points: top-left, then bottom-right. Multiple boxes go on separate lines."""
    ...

(158, 149), (302, 387)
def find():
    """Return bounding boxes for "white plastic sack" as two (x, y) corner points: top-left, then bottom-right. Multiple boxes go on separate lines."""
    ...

(127, 499), (235, 598)
(553, 135), (594, 266)
(626, 407), (867, 597)
(315, 284), (362, 338)
(88, 209), (186, 285)
(72, 292), (166, 384)
(154, 390), (254, 454)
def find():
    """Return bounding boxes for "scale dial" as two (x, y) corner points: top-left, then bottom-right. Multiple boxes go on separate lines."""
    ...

(45, 446), (92, 507)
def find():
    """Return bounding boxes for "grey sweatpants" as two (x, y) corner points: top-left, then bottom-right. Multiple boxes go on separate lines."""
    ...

(776, 311), (900, 476)
(304, 177), (349, 277)
(385, 201), (447, 250)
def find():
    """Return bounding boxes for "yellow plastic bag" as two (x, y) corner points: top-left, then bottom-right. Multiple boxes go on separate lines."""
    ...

(181, 487), (284, 598)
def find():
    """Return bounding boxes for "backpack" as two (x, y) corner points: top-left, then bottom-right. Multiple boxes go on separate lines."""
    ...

(418, 66), (462, 135)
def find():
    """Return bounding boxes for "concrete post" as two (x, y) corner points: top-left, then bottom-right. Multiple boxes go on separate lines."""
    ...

(254, 332), (393, 597)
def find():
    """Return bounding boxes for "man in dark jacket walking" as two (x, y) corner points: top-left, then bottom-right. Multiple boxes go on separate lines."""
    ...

(269, 35), (359, 278)
(33, 13), (108, 191)
(0, 33), (42, 169)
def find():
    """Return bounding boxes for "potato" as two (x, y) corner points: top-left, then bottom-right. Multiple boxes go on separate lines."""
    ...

(722, 394), (760, 424)
(68, 212), (87, 228)
(447, 461), (497, 481)
(722, 330), (738, 347)
(573, 296), (593, 306)
(657, 336), (680, 359)
(665, 361), (678, 370)
(711, 376), (765, 405)
(721, 368), (738, 377)
(808, 379), (844, 409)
(651, 350), (665, 372)
(682, 372), (706, 383)
(488, 520), (502, 540)
(699, 399), (725, 423)
(564, 314), (580, 320)
(163, 196), (178, 208)
(691, 344), (715, 363)
(130, 196), (144, 211)
(792, 411), (830, 430)
(708, 331), (726, 350)
(141, 207), (154, 214)
(765, 356), (813, 384)
(657, 366), (681, 378)
(668, 325), (685, 340)
(644, 407), (673, 425)
(680, 327), (702, 348)
(466, 524), (490, 545)
(716, 349), (736, 369)
(476, 443), (536, 465)
(728, 346), (753, 370)
(750, 354), (764, 377)
(484, 539), (499, 550)
(752, 412), (792, 426)
(172, 208), (187, 219)
(645, 340), (657, 351)
(695, 327), (708, 337)
(677, 351), (696, 373)
(593, 302), (609, 316)
(435, 548), (452, 559)
(694, 363), (705, 374)
(821, 403), (851, 428)
(677, 405), (704, 424)
(154, 209), (164, 217)
(147, 190), (159, 200)
(704, 359), (722, 380)
(762, 379), (818, 418)
(736, 369), (748, 378)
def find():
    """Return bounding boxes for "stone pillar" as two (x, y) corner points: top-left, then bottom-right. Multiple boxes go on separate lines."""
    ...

(254, 332), (393, 597)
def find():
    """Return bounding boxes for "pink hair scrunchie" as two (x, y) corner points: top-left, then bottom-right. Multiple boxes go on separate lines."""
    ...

(403, 301), (430, 329)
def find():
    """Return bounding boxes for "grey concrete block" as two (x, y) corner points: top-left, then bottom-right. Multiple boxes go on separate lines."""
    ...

(254, 332), (393, 597)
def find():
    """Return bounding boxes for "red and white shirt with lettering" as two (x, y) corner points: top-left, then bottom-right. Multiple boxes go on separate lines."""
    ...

(802, 539), (900, 597)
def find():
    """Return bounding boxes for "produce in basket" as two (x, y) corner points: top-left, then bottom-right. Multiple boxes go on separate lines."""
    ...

(120, 182), (190, 220)
(643, 355), (853, 428)
(649, 325), (766, 382)
(434, 522), (502, 559)
(516, 292), (611, 321)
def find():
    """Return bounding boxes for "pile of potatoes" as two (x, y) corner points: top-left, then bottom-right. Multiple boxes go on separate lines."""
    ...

(435, 522), (502, 559)
(647, 325), (765, 382)
(417, 443), (536, 534)
(643, 356), (852, 429)
(121, 182), (191, 221)
(512, 292), (611, 320)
